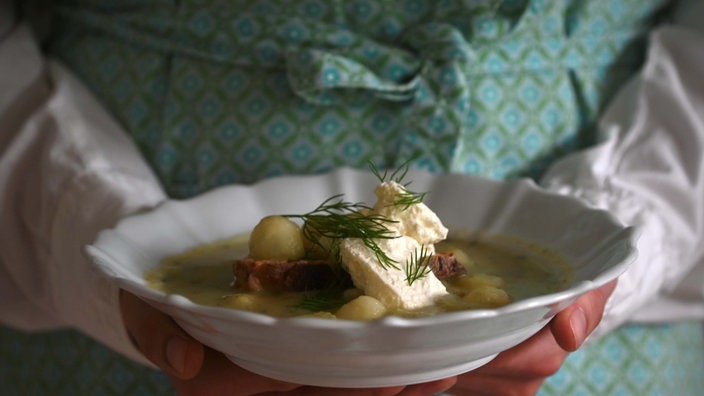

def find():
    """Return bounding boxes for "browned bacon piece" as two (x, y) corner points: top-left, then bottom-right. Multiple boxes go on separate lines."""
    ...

(233, 251), (466, 293)
(233, 258), (352, 293)
(426, 252), (467, 280)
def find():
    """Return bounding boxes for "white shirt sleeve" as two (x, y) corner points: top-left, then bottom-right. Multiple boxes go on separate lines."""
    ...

(0, 23), (165, 363)
(541, 5), (704, 336)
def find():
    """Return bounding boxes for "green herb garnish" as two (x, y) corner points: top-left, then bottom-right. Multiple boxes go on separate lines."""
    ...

(286, 163), (436, 312)
(369, 162), (427, 209)
(296, 289), (347, 312)
(283, 194), (401, 271)
(404, 245), (433, 286)
(293, 257), (354, 312)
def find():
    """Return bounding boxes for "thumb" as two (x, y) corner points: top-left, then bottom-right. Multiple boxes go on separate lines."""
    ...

(120, 289), (205, 379)
(550, 279), (618, 351)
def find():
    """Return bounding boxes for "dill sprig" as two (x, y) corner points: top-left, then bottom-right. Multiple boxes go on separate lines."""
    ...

(392, 188), (428, 210)
(294, 259), (354, 312)
(404, 245), (433, 286)
(369, 162), (427, 210)
(283, 194), (401, 270)
(296, 289), (347, 312)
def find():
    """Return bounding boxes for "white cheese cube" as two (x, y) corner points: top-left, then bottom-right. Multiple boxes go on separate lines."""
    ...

(340, 236), (449, 310)
(372, 181), (448, 245)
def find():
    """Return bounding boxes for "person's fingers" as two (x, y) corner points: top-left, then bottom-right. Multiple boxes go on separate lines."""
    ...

(119, 290), (205, 379)
(169, 347), (301, 395)
(120, 290), (454, 396)
(449, 376), (545, 396)
(396, 377), (458, 396)
(550, 279), (618, 351)
(304, 377), (457, 396)
(259, 386), (407, 396)
(173, 345), (456, 396)
(257, 377), (457, 396)
(477, 326), (568, 377)
(448, 281), (618, 396)
(448, 325), (567, 395)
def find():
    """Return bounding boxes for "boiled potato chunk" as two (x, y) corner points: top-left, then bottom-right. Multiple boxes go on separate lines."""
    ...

(435, 294), (471, 311)
(452, 274), (506, 291)
(335, 296), (387, 321)
(249, 216), (305, 260)
(463, 286), (510, 308)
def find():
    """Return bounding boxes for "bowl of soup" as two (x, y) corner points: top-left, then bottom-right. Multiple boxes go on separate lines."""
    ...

(86, 167), (636, 388)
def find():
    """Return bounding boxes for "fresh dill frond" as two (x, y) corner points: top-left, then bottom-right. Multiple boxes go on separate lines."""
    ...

(285, 195), (398, 240)
(391, 188), (427, 210)
(369, 161), (409, 185)
(404, 245), (433, 286)
(369, 161), (388, 184)
(368, 161), (428, 210)
(295, 266), (352, 312)
(283, 194), (400, 270)
(296, 290), (347, 312)
(363, 237), (400, 271)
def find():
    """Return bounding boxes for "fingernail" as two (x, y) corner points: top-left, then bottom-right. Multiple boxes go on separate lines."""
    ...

(570, 307), (587, 348)
(166, 336), (189, 374)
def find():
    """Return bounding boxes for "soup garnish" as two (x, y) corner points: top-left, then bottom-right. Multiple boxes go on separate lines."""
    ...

(146, 166), (573, 320)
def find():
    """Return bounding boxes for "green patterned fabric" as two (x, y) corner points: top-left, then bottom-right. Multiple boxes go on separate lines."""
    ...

(4, 0), (703, 395)
(48, 0), (667, 198)
(540, 323), (704, 396)
(0, 326), (171, 396)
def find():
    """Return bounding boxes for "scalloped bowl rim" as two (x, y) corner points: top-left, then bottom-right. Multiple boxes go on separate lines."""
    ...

(85, 167), (638, 386)
(87, 167), (636, 328)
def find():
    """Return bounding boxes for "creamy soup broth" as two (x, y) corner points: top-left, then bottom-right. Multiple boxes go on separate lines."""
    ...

(146, 233), (573, 319)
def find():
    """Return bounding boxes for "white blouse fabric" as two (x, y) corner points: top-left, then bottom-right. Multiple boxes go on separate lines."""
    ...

(0, 23), (165, 364)
(541, 23), (704, 338)
(1, 1), (704, 362)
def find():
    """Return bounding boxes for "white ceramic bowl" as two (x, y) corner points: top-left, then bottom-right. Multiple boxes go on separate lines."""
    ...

(86, 168), (637, 388)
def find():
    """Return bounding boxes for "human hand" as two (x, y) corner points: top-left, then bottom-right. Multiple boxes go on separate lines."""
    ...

(119, 290), (457, 396)
(445, 280), (617, 396)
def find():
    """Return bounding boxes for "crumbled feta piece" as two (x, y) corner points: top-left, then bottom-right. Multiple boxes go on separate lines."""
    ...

(340, 237), (448, 310)
(338, 180), (450, 310)
(372, 181), (448, 245)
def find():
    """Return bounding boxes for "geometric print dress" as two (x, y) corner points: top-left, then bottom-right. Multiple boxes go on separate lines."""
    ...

(2, 0), (702, 395)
